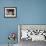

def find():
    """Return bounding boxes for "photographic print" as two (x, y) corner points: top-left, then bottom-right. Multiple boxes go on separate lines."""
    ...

(4, 7), (17, 18)
(18, 24), (46, 41)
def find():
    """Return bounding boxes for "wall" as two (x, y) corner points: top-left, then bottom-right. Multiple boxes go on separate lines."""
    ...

(20, 0), (46, 24)
(0, 0), (46, 44)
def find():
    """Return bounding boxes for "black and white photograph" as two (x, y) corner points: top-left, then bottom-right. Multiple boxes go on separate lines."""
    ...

(4, 7), (17, 18)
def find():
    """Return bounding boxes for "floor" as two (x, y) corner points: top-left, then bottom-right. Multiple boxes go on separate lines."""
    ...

(19, 39), (46, 46)
(0, 44), (18, 46)
(0, 40), (46, 46)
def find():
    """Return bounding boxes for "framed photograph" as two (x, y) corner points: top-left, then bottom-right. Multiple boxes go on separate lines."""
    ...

(18, 24), (46, 42)
(4, 7), (17, 18)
